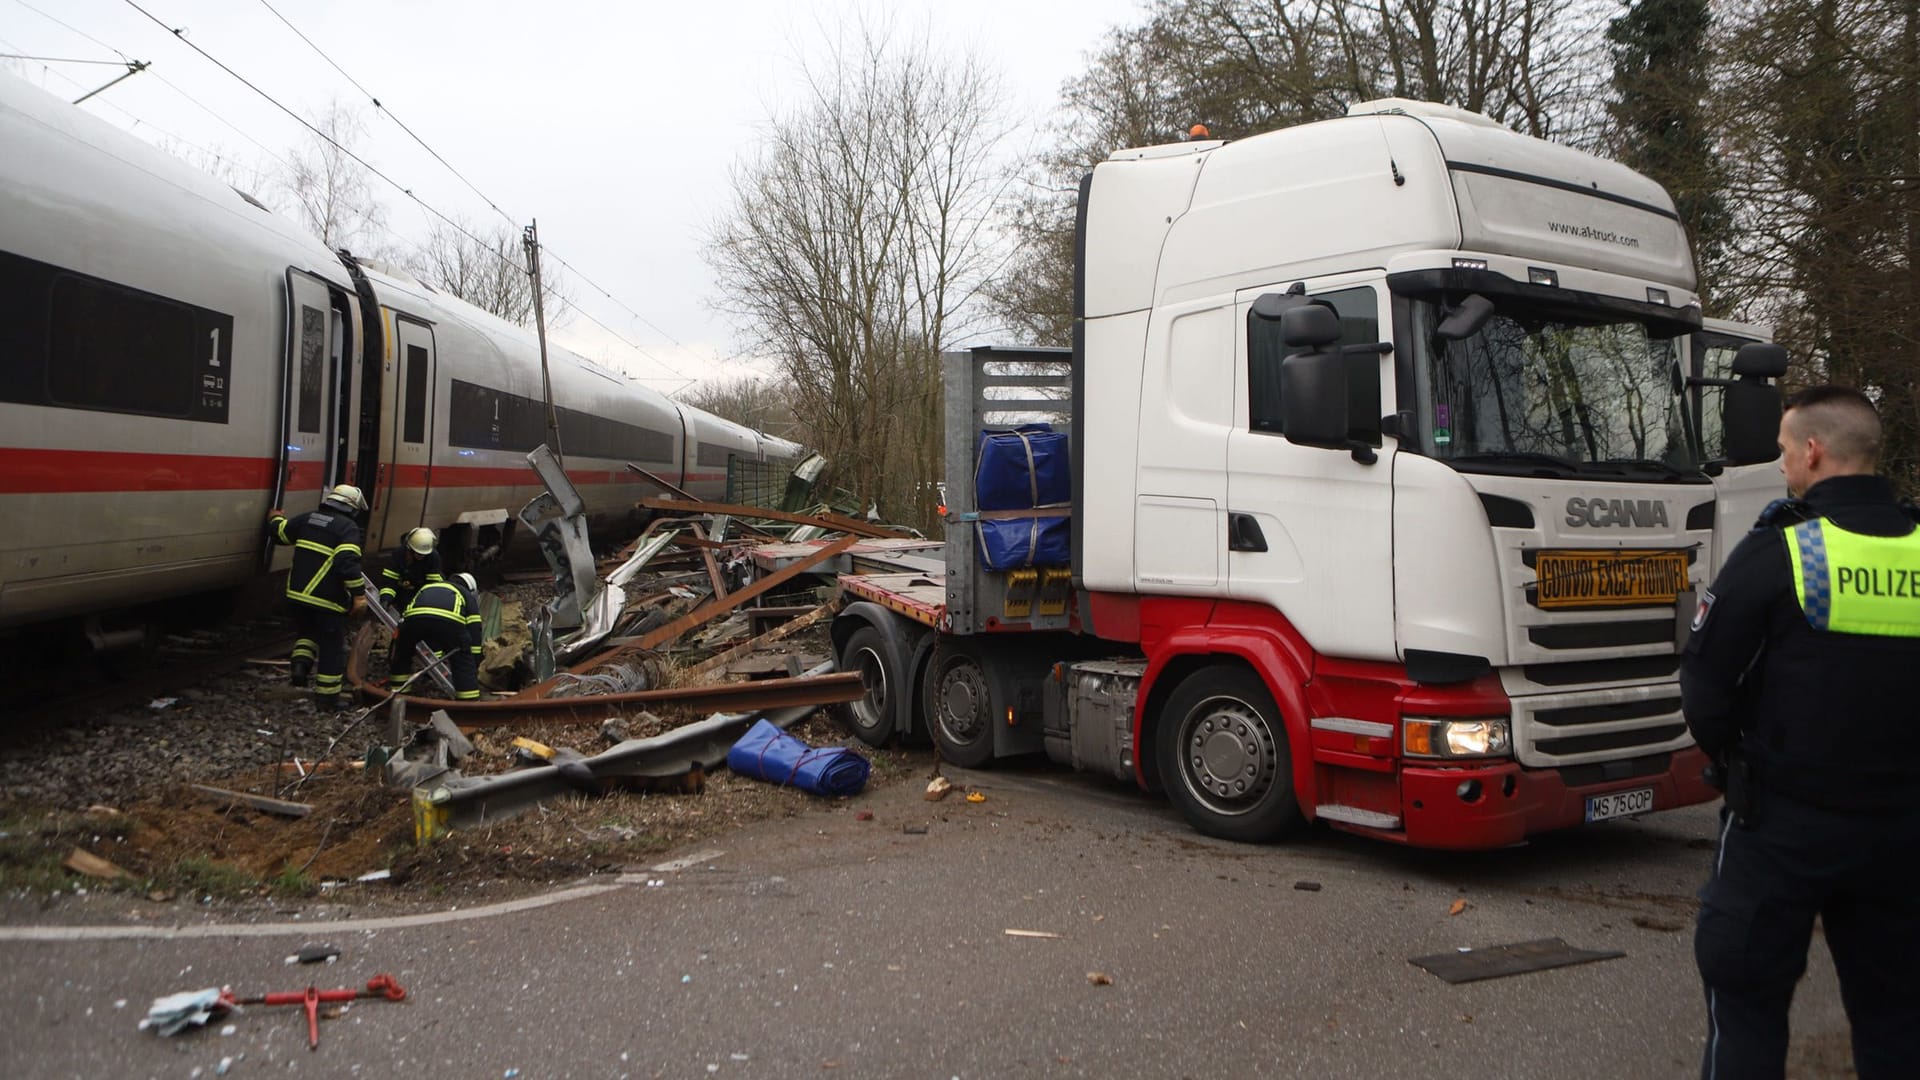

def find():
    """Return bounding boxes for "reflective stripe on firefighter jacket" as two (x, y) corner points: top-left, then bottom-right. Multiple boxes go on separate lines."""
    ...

(1785, 519), (1920, 637)
(270, 509), (364, 613)
(403, 581), (485, 655)
(378, 548), (444, 605)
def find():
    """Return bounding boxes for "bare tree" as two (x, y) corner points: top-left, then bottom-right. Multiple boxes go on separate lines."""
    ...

(988, 0), (1613, 345)
(678, 375), (803, 440)
(706, 20), (1008, 528)
(275, 100), (385, 252)
(408, 217), (570, 328)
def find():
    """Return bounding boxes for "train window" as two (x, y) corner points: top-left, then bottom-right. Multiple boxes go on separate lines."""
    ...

(403, 345), (429, 443)
(444, 377), (675, 460)
(296, 305), (325, 433)
(697, 441), (733, 468)
(13, 253), (233, 424)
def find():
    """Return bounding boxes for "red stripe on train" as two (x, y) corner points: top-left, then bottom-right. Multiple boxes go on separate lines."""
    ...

(0, 448), (686, 495)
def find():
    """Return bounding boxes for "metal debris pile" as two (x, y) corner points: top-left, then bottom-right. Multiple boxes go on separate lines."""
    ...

(326, 447), (926, 842)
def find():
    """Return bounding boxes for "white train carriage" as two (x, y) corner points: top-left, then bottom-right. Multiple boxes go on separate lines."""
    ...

(0, 73), (802, 631)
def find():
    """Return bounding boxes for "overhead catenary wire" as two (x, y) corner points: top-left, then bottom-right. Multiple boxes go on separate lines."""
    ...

(252, 0), (518, 231)
(10, 0), (132, 60)
(245, 0), (704, 385)
(0, 52), (129, 65)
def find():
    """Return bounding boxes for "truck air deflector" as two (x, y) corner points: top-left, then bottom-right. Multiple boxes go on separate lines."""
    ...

(1444, 160), (1681, 222)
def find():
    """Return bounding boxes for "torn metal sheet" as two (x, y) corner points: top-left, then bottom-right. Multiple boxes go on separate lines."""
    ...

(519, 444), (600, 629)
(1409, 938), (1625, 984)
(413, 679), (832, 840)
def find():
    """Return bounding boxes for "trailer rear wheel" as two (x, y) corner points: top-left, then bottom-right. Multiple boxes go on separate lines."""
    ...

(927, 644), (995, 768)
(838, 626), (893, 748)
(1156, 665), (1300, 843)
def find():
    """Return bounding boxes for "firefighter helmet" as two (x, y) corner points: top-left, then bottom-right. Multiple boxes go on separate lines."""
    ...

(405, 527), (436, 555)
(324, 484), (367, 512)
(455, 572), (478, 594)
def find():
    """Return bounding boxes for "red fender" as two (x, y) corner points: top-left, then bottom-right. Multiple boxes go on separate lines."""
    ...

(1129, 598), (1320, 801)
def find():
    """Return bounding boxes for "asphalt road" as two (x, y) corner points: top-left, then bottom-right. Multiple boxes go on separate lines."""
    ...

(1, 761), (1853, 1078)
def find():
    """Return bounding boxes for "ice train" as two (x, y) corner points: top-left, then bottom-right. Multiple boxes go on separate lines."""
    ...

(0, 73), (801, 631)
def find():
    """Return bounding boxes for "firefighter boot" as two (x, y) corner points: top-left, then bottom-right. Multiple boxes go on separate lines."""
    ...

(289, 658), (313, 687)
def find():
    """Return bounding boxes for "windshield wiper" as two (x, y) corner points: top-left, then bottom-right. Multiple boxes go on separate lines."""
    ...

(1590, 458), (1702, 480)
(1447, 451), (1580, 476)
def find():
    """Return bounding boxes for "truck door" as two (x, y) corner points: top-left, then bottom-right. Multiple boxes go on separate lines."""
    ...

(1695, 319), (1781, 575)
(1226, 276), (1396, 661)
(266, 269), (342, 568)
(378, 315), (437, 541)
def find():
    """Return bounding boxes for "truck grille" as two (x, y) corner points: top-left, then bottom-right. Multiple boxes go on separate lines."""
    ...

(1512, 684), (1693, 768)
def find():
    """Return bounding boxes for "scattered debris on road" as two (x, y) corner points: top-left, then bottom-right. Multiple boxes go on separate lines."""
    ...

(1086, 972), (1113, 986)
(1409, 938), (1626, 984)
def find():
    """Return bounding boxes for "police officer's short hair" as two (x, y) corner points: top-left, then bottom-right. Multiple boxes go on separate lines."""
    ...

(1785, 385), (1881, 467)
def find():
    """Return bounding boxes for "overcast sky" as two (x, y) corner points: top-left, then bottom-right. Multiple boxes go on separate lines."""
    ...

(0, 0), (1146, 391)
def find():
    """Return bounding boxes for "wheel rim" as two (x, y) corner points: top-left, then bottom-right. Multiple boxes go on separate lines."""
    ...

(933, 657), (990, 748)
(848, 643), (888, 732)
(1176, 693), (1279, 817)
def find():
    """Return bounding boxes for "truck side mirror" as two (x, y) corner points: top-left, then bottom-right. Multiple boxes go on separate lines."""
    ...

(1731, 342), (1789, 379)
(1722, 342), (1788, 465)
(1279, 350), (1349, 447)
(1281, 304), (1341, 349)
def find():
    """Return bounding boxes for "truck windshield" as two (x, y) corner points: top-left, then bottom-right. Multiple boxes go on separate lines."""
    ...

(1409, 298), (1700, 477)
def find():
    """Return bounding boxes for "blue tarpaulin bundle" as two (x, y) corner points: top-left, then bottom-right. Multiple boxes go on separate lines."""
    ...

(975, 514), (1071, 570)
(975, 425), (1070, 511)
(726, 719), (871, 797)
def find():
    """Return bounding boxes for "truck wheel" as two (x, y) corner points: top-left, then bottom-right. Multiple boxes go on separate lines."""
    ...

(927, 646), (995, 768)
(1156, 665), (1301, 843)
(838, 627), (893, 748)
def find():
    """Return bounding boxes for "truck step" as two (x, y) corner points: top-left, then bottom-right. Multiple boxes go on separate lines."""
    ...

(1315, 804), (1402, 830)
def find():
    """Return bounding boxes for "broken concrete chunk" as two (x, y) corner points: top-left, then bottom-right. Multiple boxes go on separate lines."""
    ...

(600, 716), (632, 745)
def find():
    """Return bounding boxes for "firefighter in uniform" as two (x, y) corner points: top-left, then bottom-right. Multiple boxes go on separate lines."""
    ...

(378, 527), (444, 609)
(390, 571), (484, 700)
(1681, 386), (1920, 1079)
(266, 484), (368, 711)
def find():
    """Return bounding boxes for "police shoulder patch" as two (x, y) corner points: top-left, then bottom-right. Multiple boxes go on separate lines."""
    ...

(1691, 589), (1715, 633)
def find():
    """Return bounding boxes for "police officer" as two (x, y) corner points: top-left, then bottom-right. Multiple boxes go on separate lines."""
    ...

(267, 484), (368, 711)
(389, 571), (484, 700)
(1682, 385), (1920, 1079)
(378, 527), (444, 609)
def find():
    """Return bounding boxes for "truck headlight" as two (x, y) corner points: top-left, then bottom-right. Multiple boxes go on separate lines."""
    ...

(1403, 717), (1511, 759)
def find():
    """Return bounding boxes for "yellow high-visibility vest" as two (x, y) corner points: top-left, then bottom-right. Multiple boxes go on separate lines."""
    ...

(1785, 518), (1920, 636)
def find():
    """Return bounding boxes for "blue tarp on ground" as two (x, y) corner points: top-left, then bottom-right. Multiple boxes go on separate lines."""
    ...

(726, 719), (871, 797)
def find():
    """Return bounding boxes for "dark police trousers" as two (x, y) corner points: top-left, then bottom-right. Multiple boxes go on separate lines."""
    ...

(1696, 790), (1920, 1079)
(287, 603), (347, 704)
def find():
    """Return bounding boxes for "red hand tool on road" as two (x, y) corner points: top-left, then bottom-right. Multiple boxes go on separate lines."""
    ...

(226, 974), (406, 1049)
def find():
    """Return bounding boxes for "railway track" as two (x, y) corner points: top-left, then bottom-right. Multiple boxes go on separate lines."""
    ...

(3, 619), (299, 730)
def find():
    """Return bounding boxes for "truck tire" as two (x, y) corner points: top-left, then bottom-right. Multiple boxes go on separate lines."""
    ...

(1156, 664), (1301, 843)
(927, 644), (995, 768)
(837, 626), (894, 748)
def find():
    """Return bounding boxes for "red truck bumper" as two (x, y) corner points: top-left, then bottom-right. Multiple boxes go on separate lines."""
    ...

(1336, 747), (1720, 851)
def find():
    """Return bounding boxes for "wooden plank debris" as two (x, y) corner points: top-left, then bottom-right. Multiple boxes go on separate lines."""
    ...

(639, 497), (911, 540)
(683, 602), (839, 679)
(62, 847), (129, 880)
(189, 784), (314, 819)
(628, 534), (857, 652)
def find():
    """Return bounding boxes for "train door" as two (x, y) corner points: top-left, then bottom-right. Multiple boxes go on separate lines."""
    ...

(377, 314), (436, 540)
(267, 269), (343, 567)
